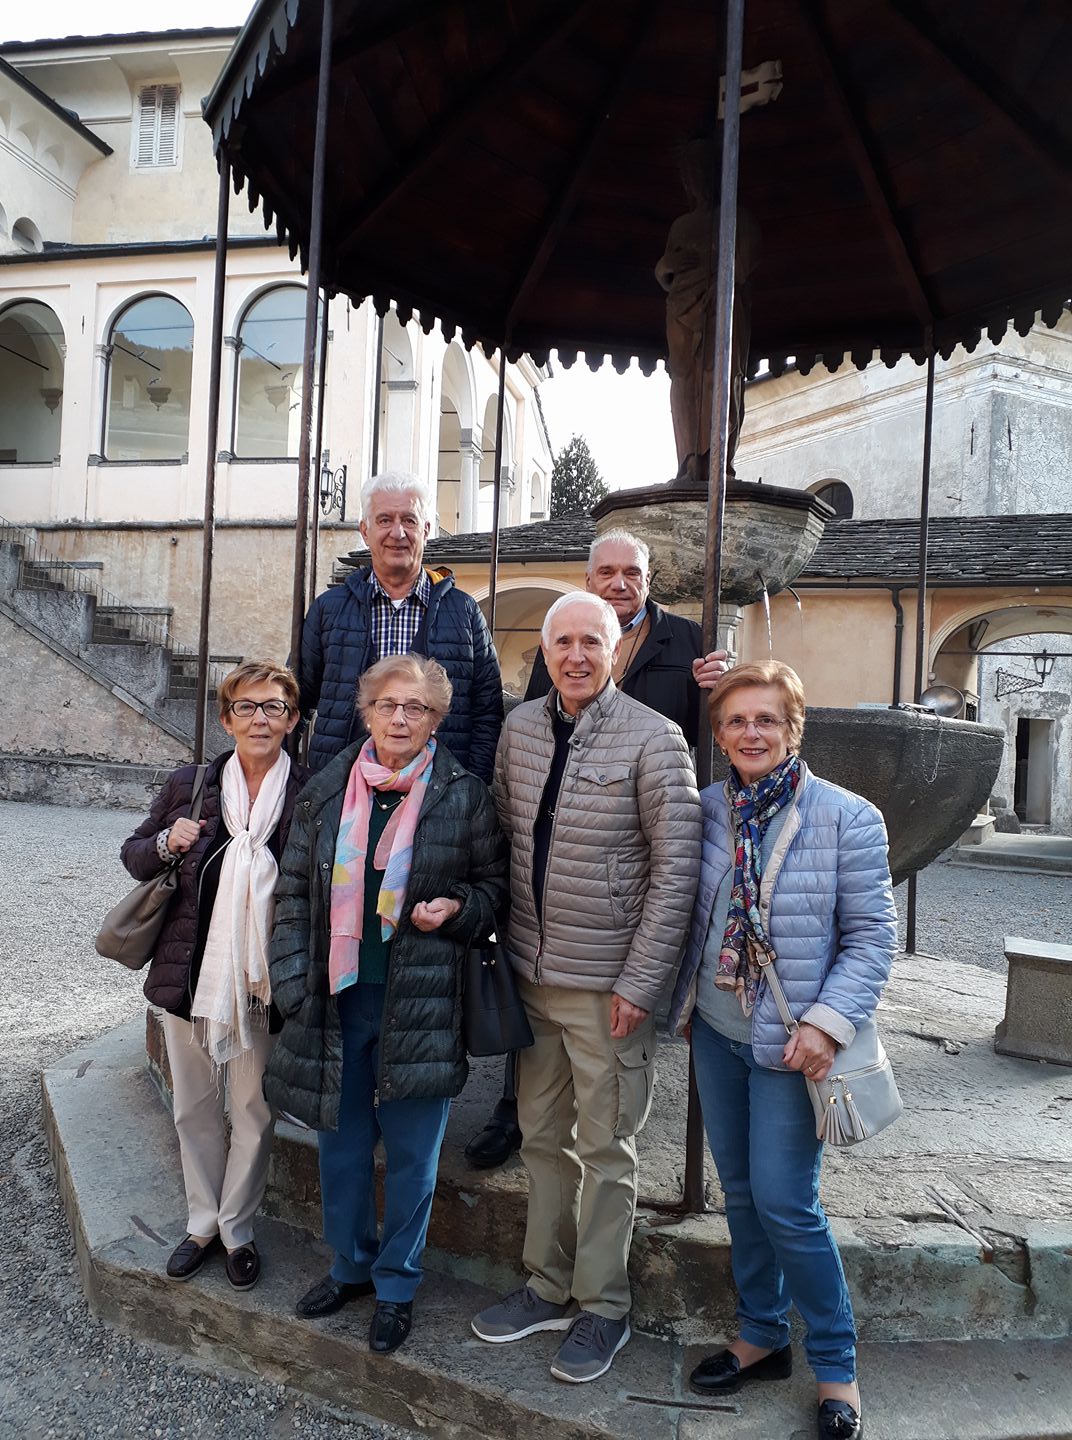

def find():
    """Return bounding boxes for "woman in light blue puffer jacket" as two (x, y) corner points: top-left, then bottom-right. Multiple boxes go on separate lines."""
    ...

(668, 661), (897, 1440)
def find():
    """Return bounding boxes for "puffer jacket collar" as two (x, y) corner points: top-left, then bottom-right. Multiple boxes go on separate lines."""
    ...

(540, 677), (621, 730)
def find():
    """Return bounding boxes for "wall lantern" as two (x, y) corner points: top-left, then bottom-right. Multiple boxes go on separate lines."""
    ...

(1033, 648), (1055, 682)
(146, 378), (171, 409)
(264, 382), (290, 411)
(39, 386), (63, 413)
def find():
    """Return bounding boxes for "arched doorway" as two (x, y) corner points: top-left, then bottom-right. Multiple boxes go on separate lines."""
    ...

(933, 601), (1072, 832)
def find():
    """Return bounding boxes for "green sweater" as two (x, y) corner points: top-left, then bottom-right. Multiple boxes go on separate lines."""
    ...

(358, 793), (402, 985)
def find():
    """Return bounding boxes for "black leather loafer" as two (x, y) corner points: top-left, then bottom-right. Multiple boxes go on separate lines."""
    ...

(295, 1273), (375, 1318)
(225, 1243), (260, 1290)
(818, 1399), (862, 1439)
(464, 1098), (522, 1169)
(689, 1343), (793, 1396)
(165, 1235), (220, 1281)
(369, 1300), (413, 1354)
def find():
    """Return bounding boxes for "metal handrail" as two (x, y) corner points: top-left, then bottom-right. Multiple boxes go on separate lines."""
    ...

(0, 516), (231, 693)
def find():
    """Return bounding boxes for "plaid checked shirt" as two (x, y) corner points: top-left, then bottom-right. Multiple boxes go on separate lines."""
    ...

(368, 567), (433, 659)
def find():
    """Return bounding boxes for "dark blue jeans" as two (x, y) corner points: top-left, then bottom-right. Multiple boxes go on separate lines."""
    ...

(318, 982), (451, 1304)
(692, 1013), (856, 1382)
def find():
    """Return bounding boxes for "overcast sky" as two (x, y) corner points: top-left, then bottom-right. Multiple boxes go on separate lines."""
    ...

(5, 1), (677, 489)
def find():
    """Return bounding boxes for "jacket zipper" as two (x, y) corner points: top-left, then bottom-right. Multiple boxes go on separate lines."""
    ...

(534, 739), (575, 984)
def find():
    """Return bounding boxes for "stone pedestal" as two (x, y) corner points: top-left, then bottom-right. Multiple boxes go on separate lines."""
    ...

(995, 937), (1072, 1066)
(591, 480), (830, 609)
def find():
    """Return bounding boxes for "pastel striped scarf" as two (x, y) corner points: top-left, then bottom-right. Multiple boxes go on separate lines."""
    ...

(328, 738), (436, 996)
(716, 753), (801, 1014)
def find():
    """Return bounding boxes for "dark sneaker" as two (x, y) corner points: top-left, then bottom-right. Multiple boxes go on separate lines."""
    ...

(471, 1284), (575, 1342)
(550, 1311), (631, 1383)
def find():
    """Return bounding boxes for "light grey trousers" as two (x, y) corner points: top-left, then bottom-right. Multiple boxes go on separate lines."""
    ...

(162, 1012), (277, 1250)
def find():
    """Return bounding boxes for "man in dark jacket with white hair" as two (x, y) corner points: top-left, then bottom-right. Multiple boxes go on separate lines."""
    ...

(299, 471), (503, 779)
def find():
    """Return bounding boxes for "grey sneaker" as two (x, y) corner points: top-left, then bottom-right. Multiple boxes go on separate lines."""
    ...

(471, 1284), (575, 1343)
(550, 1311), (631, 1383)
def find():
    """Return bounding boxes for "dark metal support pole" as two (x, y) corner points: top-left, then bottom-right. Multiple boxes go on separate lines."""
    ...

(308, 290), (330, 610)
(369, 310), (386, 478)
(486, 354), (508, 638)
(289, 0), (333, 678)
(905, 339), (936, 955)
(683, 0), (746, 1217)
(193, 156), (231, 762)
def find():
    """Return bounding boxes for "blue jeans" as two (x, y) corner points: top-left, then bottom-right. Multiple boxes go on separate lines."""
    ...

(318, 982), (451, 1304)
(692, 1013), (856, 1382)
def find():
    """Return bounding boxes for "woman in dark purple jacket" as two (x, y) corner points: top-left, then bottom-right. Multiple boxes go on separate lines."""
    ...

(121, 661), (308, 1290)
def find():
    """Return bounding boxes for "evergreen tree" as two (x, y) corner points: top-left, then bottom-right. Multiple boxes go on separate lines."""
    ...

(549, 434), (609, 517)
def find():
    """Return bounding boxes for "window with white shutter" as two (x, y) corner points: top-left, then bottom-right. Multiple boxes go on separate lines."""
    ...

(132, 84), (181, 169)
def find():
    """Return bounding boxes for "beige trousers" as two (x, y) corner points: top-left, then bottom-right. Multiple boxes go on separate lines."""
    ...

(162, 1012), (277, 1250)
(516, 978), (656, 1319)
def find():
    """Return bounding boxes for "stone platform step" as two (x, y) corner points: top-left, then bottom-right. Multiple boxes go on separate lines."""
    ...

(42, 1022), (1072, 1440)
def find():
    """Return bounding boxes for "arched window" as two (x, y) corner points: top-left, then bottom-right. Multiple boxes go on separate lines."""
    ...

(232, 285), (311, 458)
(103, 294), (193, 461)
(0, 300), (65, 463)
(813, 479), (854, 518)
(11, 217), (43, 254)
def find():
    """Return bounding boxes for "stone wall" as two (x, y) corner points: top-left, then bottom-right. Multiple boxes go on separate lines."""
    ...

(0, 611), (190, 803)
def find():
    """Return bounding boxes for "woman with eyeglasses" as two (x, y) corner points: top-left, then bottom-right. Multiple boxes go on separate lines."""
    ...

(120, 661), (307, 1289)
(264, 653), (507, 1355)
(668, 661), (896, 1440)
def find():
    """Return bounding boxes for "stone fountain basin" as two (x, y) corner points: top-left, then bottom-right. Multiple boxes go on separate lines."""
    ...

(799, 708), (1005, 885)
(592, 481), (832, 607)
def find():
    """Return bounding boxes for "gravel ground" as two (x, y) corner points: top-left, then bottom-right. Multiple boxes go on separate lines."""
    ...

(1, 799), (1070, 1438)
(0, 800), (417, 1440)
(894, 855), (1072, 971)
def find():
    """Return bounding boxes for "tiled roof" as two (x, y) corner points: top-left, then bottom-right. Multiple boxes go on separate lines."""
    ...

(408, 512), (1072, 588)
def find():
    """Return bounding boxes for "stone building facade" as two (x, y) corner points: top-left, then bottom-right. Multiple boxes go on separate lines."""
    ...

(0, 26), (552, 663)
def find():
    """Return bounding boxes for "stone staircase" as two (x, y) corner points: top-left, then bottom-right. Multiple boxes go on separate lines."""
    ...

(0, 520), (237, 757)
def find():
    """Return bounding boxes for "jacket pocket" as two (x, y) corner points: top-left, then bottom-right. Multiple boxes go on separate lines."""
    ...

(576, 761), (633, 789)
(606, 852), (626, 926)
(612, 1027), (656, 1138)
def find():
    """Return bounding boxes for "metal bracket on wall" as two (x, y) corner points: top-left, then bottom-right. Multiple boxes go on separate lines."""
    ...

(995, 669), (1041, 700)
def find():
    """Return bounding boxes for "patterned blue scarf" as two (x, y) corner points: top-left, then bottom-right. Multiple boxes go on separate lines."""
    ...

(716, 754), (801, 1014)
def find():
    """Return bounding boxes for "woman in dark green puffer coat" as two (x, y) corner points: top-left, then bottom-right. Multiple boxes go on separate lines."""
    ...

(264, 654), (507, 1355)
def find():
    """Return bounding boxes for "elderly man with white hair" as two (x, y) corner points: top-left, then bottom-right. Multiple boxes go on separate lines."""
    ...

(466, 528), (725, 1171)
(524, 528), (726, 747)
(299, 471), (503, 779)
(471, 592), (701, 1383)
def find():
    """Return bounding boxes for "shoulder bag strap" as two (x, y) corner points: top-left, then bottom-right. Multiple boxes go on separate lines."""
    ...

(758, 954), (799, 1038)
(188, 763), (210, 824)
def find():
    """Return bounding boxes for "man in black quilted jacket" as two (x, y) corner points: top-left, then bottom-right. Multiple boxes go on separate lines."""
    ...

(299, 472), (504, 778)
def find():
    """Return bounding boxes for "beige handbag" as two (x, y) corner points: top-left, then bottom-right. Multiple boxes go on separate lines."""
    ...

(95, 765), (208, 970)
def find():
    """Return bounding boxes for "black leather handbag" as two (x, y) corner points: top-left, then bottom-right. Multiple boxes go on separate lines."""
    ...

(462, 942), (534, 1057)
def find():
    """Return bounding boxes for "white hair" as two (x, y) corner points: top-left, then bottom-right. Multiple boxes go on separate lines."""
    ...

(540, 592), (620, 648)
(587, 528), (650, 571)
(361, 470), (433, 520)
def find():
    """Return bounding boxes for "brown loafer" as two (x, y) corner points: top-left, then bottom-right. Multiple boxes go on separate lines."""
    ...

(166, 1234), (220, 1281)
(225, 1243), (261, 1290)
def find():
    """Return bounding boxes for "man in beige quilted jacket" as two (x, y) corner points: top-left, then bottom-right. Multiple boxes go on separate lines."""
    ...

(471, 593), (701, 1384)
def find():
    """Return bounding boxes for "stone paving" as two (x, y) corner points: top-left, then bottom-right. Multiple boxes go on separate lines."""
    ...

(4, 798), (1072, 1438)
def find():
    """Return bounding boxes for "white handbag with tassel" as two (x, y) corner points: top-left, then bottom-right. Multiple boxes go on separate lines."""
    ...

(760, 957), (903, 1146)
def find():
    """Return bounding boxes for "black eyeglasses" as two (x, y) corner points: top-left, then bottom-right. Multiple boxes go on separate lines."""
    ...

(229, 699), (291, 718)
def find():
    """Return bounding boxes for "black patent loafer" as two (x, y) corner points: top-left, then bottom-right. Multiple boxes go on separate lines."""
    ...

(296, 1273), (375, 1318)
(818, 1399), (863, 1439)
(165, 1234), (220, 1281)
(689, 1343), (793, 1396)
(464, 1098), (522, 1169)
(225, 1243), (261, 1290)
(369, 1300), (413, 1354)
